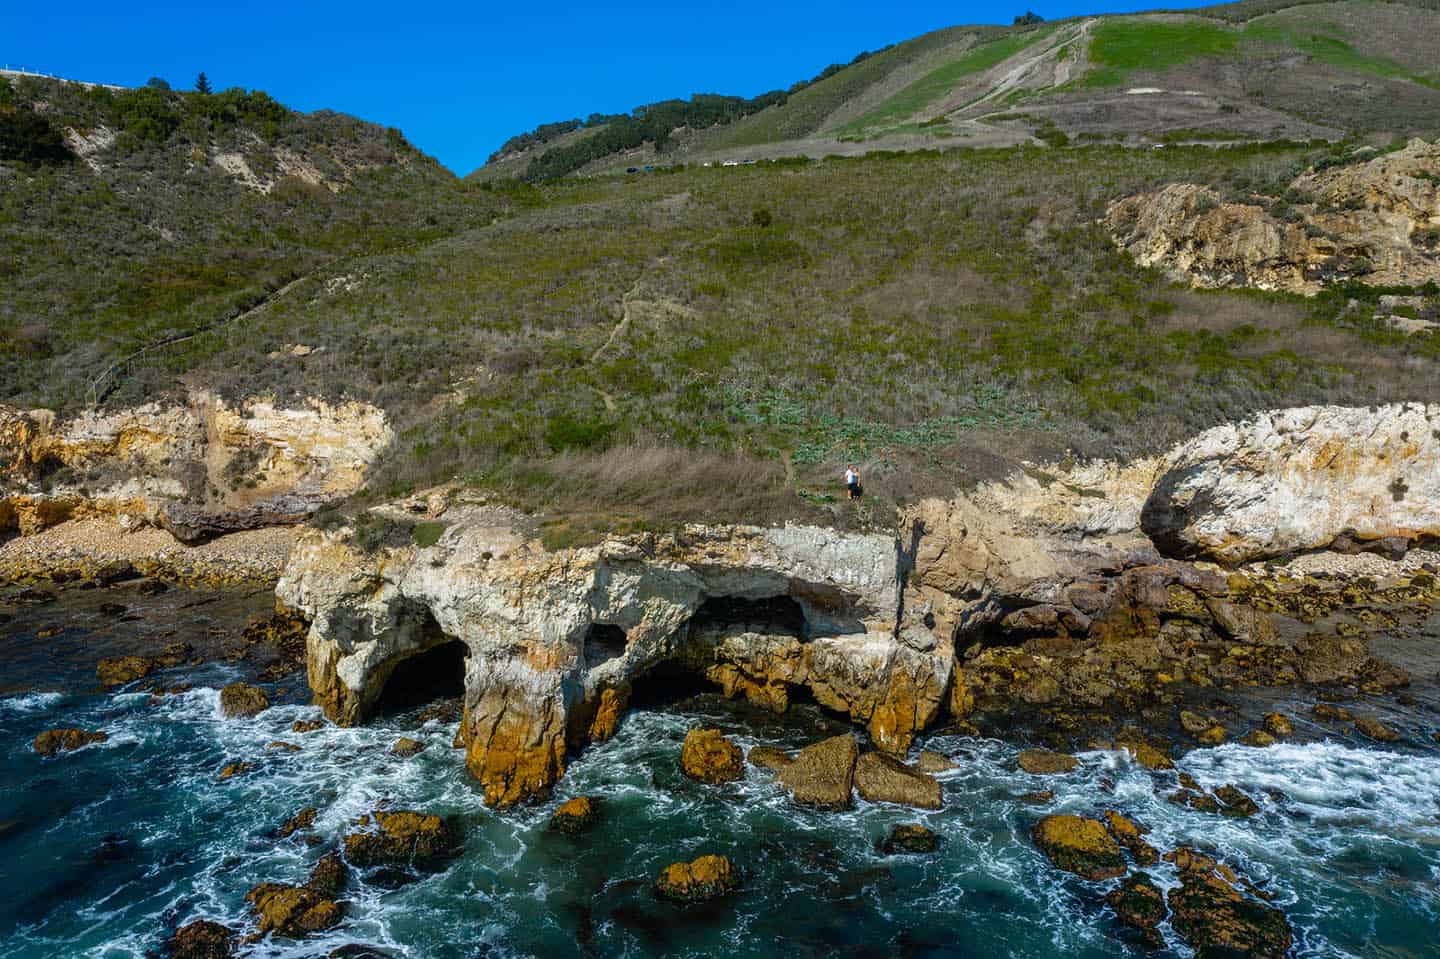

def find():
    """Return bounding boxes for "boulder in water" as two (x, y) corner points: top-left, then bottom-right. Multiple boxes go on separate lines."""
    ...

(342, 810), (462, 870)
(914, 750), (958, 773)
(1241, 730), (1277, 747)
(747, 746), (793, 771)
(32, 728), (107, 757)
(1262, 712), (1293, 736)
(306, 851), (349, 899)
(244, 882), (344, 938)
(1032, 815), (1126, 880)
(776, 734), (858, 809)
(877, 823), (940, 854)
(1103, 810), (1159, 866)
(168, 918), (235, 958)
(275, 807), (317, 840)
(1017, 749), (1079, 775)
(680, 728), (744, 784)
(550, 797), (597, 836)
(390, 737), (425, 758)
(1312, 702), (1354, 722)
(1106, 872), (1167, 949)
(217, 762), (252, 781)
(854, 752), (942, 809)
(219, 683), (269, 718)
(1214, 785), (1260, 817)
(1166, 849), (1292, 958)
(1123, 742), (1174, 770)
(292, 719), (325, 733)
(97, 656), (155, 686)
(654, 854), (739, 903)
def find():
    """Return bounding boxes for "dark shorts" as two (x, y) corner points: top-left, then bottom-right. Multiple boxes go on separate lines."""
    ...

(847, 482), (861, 496)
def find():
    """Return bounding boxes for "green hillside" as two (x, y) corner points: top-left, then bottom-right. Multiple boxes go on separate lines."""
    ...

(480, 0), (1440, 179)
(4, 0), (1439, 538)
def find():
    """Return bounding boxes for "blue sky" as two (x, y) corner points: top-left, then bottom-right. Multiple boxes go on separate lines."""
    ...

(8, 1), (1196, 174)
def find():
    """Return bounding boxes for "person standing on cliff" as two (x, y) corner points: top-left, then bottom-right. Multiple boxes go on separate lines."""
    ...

(844, 464), (862, 500)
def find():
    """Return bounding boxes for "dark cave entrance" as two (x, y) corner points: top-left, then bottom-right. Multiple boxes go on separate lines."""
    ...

(372, 639), (469, 717)
(627, 594), (813, 711)
(686, 595), (808, 640)
(584, 623), (629, 668)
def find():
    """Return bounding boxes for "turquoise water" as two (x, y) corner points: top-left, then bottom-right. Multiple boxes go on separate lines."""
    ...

(3, 588), (1440, 958)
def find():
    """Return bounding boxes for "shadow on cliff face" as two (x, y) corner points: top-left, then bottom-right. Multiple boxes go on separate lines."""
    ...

(371, 639), (467, 717)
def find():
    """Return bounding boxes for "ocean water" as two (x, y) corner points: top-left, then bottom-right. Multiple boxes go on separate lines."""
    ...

(2, 588), (1439, 958)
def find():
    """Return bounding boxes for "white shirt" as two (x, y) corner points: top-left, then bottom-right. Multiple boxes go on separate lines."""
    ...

(845, 469), (857, 485)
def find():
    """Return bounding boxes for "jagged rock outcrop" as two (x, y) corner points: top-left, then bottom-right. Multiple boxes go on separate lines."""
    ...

(279, 510), (948, 807)
(0, 391), (390, 544)
(1142, 404), (1440, 563)
(278, 403), (1436, 807)
(1106, 139), (1440, 295)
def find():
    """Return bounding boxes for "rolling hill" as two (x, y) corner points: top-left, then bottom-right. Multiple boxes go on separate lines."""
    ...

(476, 0), (1440, 181)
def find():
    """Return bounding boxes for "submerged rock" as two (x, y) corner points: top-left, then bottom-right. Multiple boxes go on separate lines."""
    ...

(32, 728), (107, 756)
(275, 807), (317, 840)
(168, 919), (235, 958)
(747, 746), (794, 771)
(680, 728), (744, 784)
(1017, 749), (1079, 775)
(217, 761), (253, 781)
(549, 797), (597, 836)
(654, 854), (739, 903)
(219, 683), (269, 719)
(342, 811), (461, 870)
(1312, 703), (1355, 722)
(1354, 717), (1401, 742)
(1106, 872), (1167, 948)
(853, 752), (942, 809)
(776, 734), (858, 809)
(1032, 815), (1126, 880)
(878, 823), (941, 854)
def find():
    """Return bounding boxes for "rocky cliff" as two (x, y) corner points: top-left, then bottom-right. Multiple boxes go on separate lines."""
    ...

(278, 403), (1440, 807)
(1105, 139), (1440, 295)
(0, 391), (391, 544)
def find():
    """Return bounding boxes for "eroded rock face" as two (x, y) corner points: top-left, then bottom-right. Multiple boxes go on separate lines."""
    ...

(279, 403), (1435, 809)
(1106, 139), (1440, 295)
(853, 752), (942, 809)
(0, 391), (390, 543)
(776, 734), (859, 809)
(1142, 404), (1440, 563)
(280, 511), (946, 807)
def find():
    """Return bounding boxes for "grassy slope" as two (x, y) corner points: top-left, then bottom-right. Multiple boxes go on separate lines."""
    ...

(0, 77), (504, 409)
(837, 29), (1052, 134)
(36, 141), (1431, 531)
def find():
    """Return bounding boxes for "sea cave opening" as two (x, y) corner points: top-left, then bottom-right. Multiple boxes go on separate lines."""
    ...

(584, 623), (629, 668)
(372, 639), (469, 718)
(686, 594), (808, 640)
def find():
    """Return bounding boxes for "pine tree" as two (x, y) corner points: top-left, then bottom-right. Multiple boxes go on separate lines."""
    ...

(194, 72), (212, 95)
